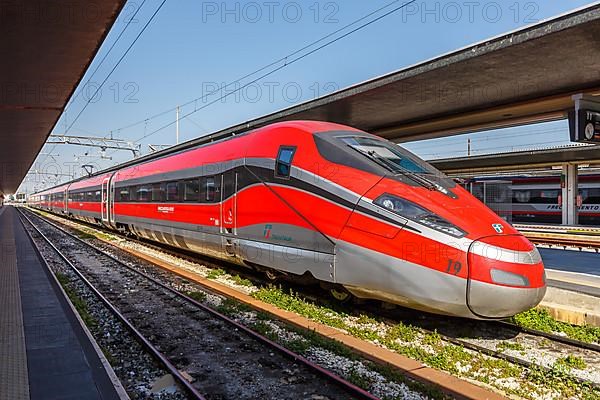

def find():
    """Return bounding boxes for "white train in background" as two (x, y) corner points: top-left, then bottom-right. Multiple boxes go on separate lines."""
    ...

(464, 175), (600, 226)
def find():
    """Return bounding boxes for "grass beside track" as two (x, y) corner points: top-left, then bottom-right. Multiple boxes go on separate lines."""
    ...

(28, 208), (600, 400)
(56, 272), (99, 331)
(219, 296), (448, 400)
(252, 287), (600, 400)
(510, 308), (600, 344)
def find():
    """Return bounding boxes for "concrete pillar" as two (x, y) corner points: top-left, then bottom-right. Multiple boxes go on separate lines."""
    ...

(561, 164), (579, 225)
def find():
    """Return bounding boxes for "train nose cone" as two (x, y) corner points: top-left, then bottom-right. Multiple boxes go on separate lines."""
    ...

(466, 235), (546, 319)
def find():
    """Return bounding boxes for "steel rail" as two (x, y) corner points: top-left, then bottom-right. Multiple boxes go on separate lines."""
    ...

(370, 311), (600, 390)
(515, 224), (600, 234)
(528, 236), (600, 250)
(495, 321), (600, 353)
(438, 336), (600, 390)
(50, 210), (600, 352)
(17, 208), (207, 400)
(26, 207), (600, 390)
(21, 208), (380, 400)
(138, 231), (600, 391)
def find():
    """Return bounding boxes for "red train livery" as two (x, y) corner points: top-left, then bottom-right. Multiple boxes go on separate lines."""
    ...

(30, 121), (546, 319)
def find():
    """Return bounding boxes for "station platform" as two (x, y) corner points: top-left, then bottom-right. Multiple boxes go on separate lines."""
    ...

(535, 247), (600, 326)
(0, 206), (126, 400)
(539, 248), (600, 278)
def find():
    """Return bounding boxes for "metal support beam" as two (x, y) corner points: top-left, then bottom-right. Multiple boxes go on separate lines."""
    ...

(561, 164), (579, 225)
(47, 135), (141, 157)
(148, 144), (172, 153)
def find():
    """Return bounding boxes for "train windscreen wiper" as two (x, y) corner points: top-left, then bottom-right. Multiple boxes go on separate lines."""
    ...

(362, 150), (438, 190)
(390, 162), (449, 194)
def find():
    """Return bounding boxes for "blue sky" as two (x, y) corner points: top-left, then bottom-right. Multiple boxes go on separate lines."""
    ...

(21, 0), (596, 193)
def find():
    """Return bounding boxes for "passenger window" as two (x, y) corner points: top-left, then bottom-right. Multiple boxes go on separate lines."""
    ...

(152, 183), (164, 202)
(130, 186), (138, 202)
(95, 191), (101, 202)
(166, 182), (179, 202)
(203, 176), (218, 202)
(119, 188), (130, 202)
(275, 146), (296, 178)
(138, 185), (151, 202)
(184, 179), (200, 202)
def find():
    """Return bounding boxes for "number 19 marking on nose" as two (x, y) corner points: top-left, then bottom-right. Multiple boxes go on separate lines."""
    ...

(446, 259), (462, 275)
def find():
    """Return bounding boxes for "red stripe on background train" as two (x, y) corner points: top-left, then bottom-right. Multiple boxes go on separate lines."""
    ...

(464, 175), (600, 225)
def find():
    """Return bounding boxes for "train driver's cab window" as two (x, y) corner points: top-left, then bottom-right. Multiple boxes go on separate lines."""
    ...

(166, 182), (179, 202)
(275, 146), (296, 178)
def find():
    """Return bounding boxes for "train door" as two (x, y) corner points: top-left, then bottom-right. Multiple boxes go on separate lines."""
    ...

(101, 178), (110, 223)
(109, 177), (116, 227)
(220, 169), (238, 257)
(63, 187), (69, 214)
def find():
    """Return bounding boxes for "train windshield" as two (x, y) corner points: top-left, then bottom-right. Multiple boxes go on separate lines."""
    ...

(341, 137), (431, 174)
(338, 135), (455, 190)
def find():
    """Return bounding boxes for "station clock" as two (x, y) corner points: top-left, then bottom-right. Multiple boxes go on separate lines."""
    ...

(570, 95), (600, 143)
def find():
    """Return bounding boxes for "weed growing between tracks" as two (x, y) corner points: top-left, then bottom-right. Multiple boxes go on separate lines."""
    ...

(30, 210), (600, 400)
(56, 272), (99, 331)
(496, 341), (525, 353)
(511, 308), (600, 344)
(231, 275), (253, 287)
(252, 286), (600, 400)
(206, 268), (226, 279)
(216, 295), (446, 400)
(556, 355), (588, 370)
(55, 272), (120, 374)
(184, 290), (207, 303)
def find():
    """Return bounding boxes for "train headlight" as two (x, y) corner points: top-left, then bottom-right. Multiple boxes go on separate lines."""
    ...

(490, 269), (530, 287)
(374, 194), (466, 238)
(381, 198), (396, 210)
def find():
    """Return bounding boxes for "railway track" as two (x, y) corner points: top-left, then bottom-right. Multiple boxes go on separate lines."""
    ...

(20, 210), (202, 400)
(516, 224), (600, 250)
(374, 307), (600, 389)
(19, 208), (380, 400)
(515, 224), (600, 235)
(525, 234), (600, 249)
(25, 208), (600, 398)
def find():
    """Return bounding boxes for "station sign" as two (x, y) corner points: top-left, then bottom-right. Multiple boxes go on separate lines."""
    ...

(570, 94), (600, 143)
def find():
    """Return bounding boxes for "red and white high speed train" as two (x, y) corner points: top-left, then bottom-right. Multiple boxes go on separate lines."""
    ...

(29, 121), (546, 319)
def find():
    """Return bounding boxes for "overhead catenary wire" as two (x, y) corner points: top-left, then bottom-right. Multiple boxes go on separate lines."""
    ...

(65, 0), (148, 114)
(65, 0), (169, 136)
(38, 0), (149, 170)
(405, 127), (567, 149)
(112, 0), (420, 140)
(419, 139), (571, 158)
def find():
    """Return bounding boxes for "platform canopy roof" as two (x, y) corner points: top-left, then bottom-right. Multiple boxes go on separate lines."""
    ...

(175, 2), (600, 147)
(0, 0), (126, 195)
(430, 145), (600, 174)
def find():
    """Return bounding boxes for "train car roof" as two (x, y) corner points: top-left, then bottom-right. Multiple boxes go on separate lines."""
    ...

(31, 120), (357, 195)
